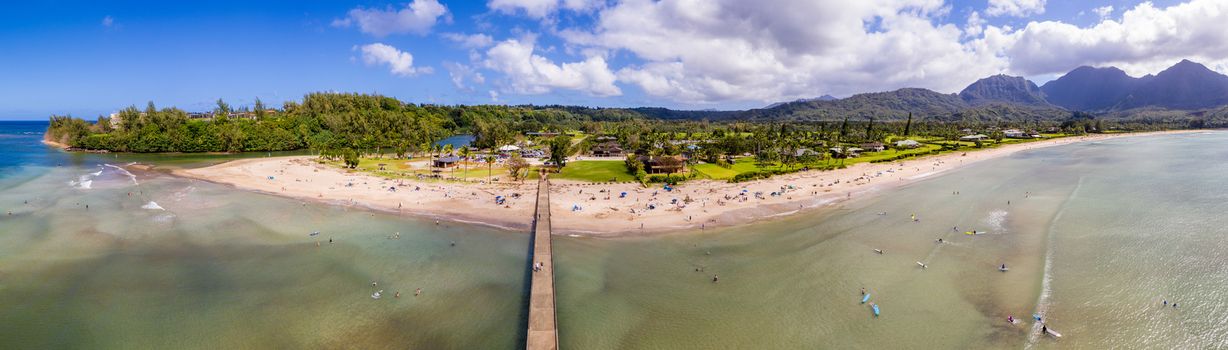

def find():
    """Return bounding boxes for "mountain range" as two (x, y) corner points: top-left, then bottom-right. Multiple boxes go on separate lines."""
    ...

(646, 59), (1228, 122)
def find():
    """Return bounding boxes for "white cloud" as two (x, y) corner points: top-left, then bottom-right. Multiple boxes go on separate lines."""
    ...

(444, 62), (486, 90)
(442, 33), (495, 48)
(557, 0), (998, 103)
(964, 11), (985, 37)
(359, 43), (432, 77)
(1093, 5), (1114, 20)
(488, 0), (603, 18)
(483, 38), (621, 96)
(334, 0), (450, 37)
(1002, 0), (1228, 76)
(101, 16), (114, 27)
(985, 0), (1047, 17)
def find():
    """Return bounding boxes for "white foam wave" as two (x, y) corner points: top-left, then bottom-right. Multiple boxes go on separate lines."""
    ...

(141, 201), (165, 210)
(1026, 176), (1084, 348)
(105, 164), (139, 185)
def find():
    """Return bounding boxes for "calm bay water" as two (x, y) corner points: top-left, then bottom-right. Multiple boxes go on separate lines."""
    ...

(554, 131), (1228, 349)
(0, 122), (529, 349)
(2, 121), (1225, 348)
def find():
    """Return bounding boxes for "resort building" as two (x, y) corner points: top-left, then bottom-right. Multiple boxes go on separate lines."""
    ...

(1003, 129), (1027, 138)
(591, 141), (624, 157)
(860, 142), (885, 152)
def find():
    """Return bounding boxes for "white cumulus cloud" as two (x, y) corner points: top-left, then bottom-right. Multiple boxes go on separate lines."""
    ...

(442, 33), (495, 48)
(488, 0), (603, 18)
(1092, 5), (1114, 20)
(359, 43), (432, 77)
(483, 38), (621, 96)
(986, 0), (1047, 17)
(101, 16), (114, 27)
(557, 0), (999, 104)
(334, 0), (450, 37)
(1002, 0), (1228, 76)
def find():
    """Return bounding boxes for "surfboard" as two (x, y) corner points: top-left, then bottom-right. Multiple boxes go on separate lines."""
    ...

(1045, 327), (1062, 338)
(861, 294), (871, 304)
(916, 261), (927, 269)
(871, 303), (880, 316)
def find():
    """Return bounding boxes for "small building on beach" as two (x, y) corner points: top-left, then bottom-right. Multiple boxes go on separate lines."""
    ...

(637, 155), (686, 174)
(433, 155), (461, 168)
(895, 139), (920, 148)
(860, 142), (885, 152)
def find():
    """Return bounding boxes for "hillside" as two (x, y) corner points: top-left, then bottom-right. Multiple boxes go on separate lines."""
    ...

(960, 75), (1053, 108)
(1043, 60), (1228, 112)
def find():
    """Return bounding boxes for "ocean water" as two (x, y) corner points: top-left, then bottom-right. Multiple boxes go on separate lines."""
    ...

(0, 122), (529, 349)
(554, 132), (1228, 349)
(4, 121), (1226, 349)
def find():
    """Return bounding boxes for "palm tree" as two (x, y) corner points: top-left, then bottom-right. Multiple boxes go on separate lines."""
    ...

(443, 144), (455, 177)
(459, 146), (471, 180)
(485, 155), (496, 183)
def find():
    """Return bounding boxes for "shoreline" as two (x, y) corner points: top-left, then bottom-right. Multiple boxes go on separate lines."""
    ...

(168, 130), (1199, 237)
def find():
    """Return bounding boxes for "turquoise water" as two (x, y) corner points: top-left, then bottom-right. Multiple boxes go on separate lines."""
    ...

(0, 122), (529, 349)
(3, 121), (1226, 348)
(555, 132), (1228, 349)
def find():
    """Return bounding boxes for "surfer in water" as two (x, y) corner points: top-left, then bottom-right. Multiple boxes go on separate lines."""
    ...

(712, 275), (719, 283)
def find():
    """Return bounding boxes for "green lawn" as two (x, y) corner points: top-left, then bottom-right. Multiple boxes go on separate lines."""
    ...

(330, 157), (510, 182)
(534, 160), (635, 182)
(693, 157), (782, 180)
(843, 144), (943, 165)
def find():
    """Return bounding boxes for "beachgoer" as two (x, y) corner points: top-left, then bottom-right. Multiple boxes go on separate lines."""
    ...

(860, 288), (866, 295)
(1042, 325), (1047, 334)
(450, 241), (456, 246)
(395, 291), (401, 298)
(712, 275), (719, 283)
(372, 281), (377, 287)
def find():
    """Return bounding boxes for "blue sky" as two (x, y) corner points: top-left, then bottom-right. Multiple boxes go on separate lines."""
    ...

(1, 0), (1221, 120)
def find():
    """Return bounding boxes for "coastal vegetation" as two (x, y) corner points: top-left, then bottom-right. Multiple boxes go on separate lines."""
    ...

(45, 90), (1208, 186)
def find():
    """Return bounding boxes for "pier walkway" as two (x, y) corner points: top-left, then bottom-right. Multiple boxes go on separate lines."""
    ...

(526, 176), (558, 350)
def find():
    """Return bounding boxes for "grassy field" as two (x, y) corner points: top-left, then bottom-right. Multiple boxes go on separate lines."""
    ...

(335, 157), (512, 182)
(692, 157), (773, 180)
(842, 144), (944, 165)
(531, 160), (635, 182)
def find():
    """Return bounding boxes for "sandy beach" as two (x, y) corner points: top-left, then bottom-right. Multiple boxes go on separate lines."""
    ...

(171, 131), (1194, 236)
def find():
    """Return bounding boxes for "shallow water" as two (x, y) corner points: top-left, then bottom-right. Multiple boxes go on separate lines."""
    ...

(0, 123), (530, 349)
(555, 132), (1228, 349)
(5, 121), (1227, 349)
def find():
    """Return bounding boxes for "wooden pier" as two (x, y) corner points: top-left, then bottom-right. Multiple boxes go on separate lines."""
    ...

(526, 176), (558, 350)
